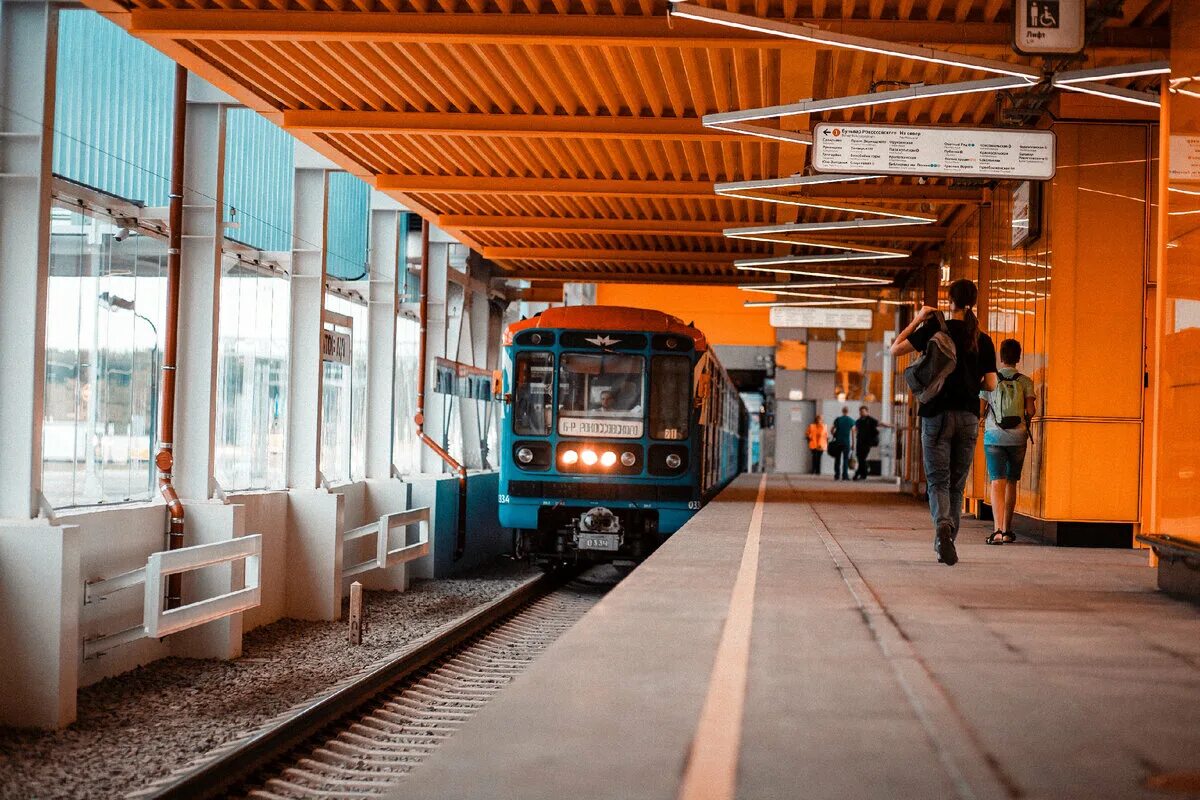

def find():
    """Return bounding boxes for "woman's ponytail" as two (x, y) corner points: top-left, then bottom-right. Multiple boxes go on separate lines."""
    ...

(948, 279), (980, 353)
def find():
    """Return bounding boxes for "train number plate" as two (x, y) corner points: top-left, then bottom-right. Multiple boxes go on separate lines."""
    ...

(578, 533), (620, 552)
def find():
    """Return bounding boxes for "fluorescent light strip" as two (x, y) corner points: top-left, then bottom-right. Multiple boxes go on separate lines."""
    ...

(745, 299), (873, 307)
(706, 121), (815, 144)
(716, 189), (934, 222)
(669, 4), (1041, 80)
(1053, 61), (1171, 86)
(735, 246), (907, 269)
(716, 174), (884, 192)
(1054, 81), (1161, 108)
(725, 217), (935, 239)
(704, 77), (1033, 126)
(1169, 186), (1200, 197)
(739, 272), (892, 287)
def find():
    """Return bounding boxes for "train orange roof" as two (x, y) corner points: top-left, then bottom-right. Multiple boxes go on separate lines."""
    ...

(505, 305), (708, 352)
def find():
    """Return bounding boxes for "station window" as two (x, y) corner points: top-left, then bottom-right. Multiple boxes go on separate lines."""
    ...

(650, 356), (691, 441)
(42, 207), (168, 507)
(512, 352), (554, 436)
(393, 315), (421, 474)
(214, 258), (290, 491)
(321, 290), (368, 484)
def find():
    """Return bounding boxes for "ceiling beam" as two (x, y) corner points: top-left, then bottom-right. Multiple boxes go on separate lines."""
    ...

(123, 9), (1167, 51)
(484, 248), (738, 264)
(282, 111), (744, 141)
(376, 175), (717, 198)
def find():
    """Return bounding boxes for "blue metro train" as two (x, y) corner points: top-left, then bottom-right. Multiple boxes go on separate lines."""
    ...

(498, 305), (746, 569)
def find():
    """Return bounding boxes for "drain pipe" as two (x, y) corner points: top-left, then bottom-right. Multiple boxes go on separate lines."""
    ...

(157, 64), (188, 609)
(413, 219), (469, 560)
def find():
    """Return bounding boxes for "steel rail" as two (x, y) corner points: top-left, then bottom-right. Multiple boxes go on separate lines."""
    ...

(142, 571), (562, 800)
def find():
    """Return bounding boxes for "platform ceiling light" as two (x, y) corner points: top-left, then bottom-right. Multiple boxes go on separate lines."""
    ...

(742, 285), (897, 301)
(704, 122), (814, 145)
(724, 216), (936, 246)
(739, 274), (892, 292)
(735, 250), (908, 273)
(703, 77), (1034, 141)
(1050, 62), (1167, 109)
(715, 174), (933, 225)
(1054, 81), (1161, 108)
(667, 3), (1042, 80)
(745, 299), (873, 307)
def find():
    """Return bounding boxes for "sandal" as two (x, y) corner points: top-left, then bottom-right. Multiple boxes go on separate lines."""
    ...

(1001, 531), (1016, 543)
(986, 531), (1005, 545)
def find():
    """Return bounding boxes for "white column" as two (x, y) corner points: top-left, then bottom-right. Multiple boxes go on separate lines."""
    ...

(0, 1), (81, 730)
(366, 207), (399, 479)
(420, 241), (450, 474)
(0, 0), (56, 520)
(173, 100), (226, 501)
(286, 168), (328, 489)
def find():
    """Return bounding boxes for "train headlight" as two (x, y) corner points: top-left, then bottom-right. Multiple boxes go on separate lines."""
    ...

(600, 451), (617, 467)
(620, 451), (637, 467)
(561, 449), (579, 465)
(581, 449), (598, 466)
(516, 447), (535, 465)
(665, 453), (682, 469)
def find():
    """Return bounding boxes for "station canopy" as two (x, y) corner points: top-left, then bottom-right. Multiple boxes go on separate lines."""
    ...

(88, 0), (1169, 287)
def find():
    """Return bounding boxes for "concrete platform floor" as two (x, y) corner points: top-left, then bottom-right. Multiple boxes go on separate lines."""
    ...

(396, 475), (1200, 800)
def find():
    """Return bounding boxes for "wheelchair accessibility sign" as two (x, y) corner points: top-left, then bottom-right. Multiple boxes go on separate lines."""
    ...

(1014, 0), (1084, 55)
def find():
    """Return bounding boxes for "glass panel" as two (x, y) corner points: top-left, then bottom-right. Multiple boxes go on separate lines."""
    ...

(393, 316), (421, 474)
(512, 352), (553, 436)
(42, 208), (168, 507)
(321, 292), (368, 483)
(558, 353), (645, 438)
(650, 356), (691, 440)
(214, 259), (289, 491)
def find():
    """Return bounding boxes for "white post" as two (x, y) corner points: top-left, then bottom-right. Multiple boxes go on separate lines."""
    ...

(0, 0), (56, 521)
(173, 99), (226, 502)
(420, 241), (451, 474)
(286, 167), (328, 490)
(366, 204), (400, 479)
(0, 0), (82, 730)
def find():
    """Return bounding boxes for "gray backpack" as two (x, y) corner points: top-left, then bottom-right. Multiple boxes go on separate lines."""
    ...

(904, 312), (957, 404)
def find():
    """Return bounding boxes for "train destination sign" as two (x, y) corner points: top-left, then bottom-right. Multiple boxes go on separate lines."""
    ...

(812, 124), (1056, 181)
(558, 417), (644, 439)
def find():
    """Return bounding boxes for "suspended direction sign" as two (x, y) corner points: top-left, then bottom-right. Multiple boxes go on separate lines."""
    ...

(812, 124), (1056, 181)
(768, 306), (874, 330)
(1013, 0), (1085, 55)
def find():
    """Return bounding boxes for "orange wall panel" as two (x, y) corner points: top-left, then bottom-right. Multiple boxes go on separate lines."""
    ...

(593, 284), (775, 347)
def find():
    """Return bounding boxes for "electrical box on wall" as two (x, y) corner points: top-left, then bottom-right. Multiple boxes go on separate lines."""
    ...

(1011, 180), (1044, 248)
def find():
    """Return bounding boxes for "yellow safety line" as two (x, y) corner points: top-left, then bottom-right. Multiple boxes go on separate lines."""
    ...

(677, 473), (767, 800)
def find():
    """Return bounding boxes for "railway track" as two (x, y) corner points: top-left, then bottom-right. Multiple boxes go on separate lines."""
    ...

(137, 570), (609, 800)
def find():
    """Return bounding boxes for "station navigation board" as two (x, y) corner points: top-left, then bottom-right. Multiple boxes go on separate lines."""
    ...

(812, 124), (1056, 181)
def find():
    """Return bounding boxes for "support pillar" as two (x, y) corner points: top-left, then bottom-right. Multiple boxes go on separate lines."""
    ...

(0, 0), (81, 729)
(366, 205), (400, 479)
(0, 0), (56, 521)
(420, 241), (451, 474)
(169, 96), (242, 660)
(284, 166), (343, 619)
(286, 167), (328, 490)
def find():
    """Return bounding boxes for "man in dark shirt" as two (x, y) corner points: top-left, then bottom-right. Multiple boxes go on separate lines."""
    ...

(890, 280), (998, 566)
(852, 406), (881, 481)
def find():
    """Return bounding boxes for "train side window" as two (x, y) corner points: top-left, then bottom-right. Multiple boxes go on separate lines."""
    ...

(513, 351), (554, 435)
(650, 355), (691, 440)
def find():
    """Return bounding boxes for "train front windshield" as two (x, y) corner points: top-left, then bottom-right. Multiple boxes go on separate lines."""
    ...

(558, 354), (645, 438)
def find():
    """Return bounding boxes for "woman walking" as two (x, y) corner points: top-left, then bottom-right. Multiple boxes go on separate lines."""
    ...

(890, 279), (998, 566)
(806, 414), (829, 475)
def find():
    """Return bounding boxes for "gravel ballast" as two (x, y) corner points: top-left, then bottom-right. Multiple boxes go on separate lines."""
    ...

(0, 560), (538, 800)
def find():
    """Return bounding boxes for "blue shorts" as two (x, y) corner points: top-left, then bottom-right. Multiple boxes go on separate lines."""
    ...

(985, 444), (1027, 482)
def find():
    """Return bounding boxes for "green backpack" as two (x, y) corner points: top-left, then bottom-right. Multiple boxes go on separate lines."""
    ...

(989, 373), (1027, 431)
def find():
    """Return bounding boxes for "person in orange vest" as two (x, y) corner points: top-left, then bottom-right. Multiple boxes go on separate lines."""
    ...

(806, 414), (830, 476)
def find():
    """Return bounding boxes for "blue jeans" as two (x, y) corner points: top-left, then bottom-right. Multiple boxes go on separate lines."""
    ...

(832, 443), (851, 479)
(921, 411), (980, 537)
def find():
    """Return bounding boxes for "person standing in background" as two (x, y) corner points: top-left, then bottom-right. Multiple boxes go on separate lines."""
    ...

(852, 406), (882, 481)
(806, 415), (829, 475)
(981, 339), (1036, 545)
(830, 407), (855, 481)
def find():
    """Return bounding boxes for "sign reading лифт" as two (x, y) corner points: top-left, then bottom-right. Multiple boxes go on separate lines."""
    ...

(1013, 0), (1084, 56)
(812, 124), (1056, 181)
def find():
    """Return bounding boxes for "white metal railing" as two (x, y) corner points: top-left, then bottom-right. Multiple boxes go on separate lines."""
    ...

(83, 534), (262, 660)
(342, 506), (430, 579)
